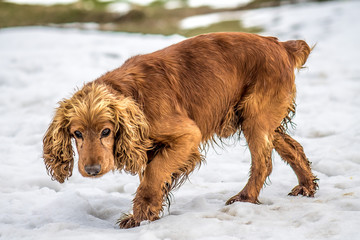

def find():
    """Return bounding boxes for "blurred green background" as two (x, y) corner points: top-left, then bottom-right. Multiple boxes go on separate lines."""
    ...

(0, 0), (329, 37)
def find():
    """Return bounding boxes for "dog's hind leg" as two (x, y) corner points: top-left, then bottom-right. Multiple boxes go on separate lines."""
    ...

(225, 81), (296, 205)
(273, 130), (318, 196)
(226, 111), (275, 205)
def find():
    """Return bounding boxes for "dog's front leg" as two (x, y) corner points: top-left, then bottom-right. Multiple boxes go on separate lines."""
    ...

(118, 160), (164, 228)
(118, 117), (202, 228)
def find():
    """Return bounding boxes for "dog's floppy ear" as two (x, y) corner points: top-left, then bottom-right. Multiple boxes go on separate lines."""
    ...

(111, 97), (151, 175)
(43, 100), (74, 183)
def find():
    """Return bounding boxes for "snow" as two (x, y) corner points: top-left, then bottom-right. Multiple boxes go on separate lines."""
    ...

(186, 0), (252, 9)
(180, 11), (244, 29)
(1, 0), (360, 239)
(107, 2), (131, 14)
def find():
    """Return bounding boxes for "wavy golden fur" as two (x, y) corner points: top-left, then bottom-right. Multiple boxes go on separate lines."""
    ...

(43, 83), (151, 182)
(43, 32), (318, 228)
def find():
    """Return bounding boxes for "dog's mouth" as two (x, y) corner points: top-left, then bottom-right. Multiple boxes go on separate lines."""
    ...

(86, 172), (105, 178)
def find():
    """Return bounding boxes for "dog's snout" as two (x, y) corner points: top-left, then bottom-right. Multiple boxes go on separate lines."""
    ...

(84, 164), (101, 176)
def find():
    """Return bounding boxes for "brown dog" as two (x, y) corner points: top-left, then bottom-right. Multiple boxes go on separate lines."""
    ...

(43, 32), (318, 228)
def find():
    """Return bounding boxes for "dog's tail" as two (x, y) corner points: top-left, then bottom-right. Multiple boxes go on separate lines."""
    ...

(282, 40), (312, 70)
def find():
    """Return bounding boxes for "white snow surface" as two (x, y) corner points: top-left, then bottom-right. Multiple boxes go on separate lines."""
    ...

(1, 0), (360, 239)
(186, 0), (252, 9)
(180, 11), (245, 29)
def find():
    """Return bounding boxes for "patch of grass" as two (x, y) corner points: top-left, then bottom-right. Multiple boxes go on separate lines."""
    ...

(0, 1), (117, 28)
(97, 4), (261, 36)
(102, 5), (229, 35)
(0, 0), (261, 35)
(1, 0), (323, 36)
(234, 0), (333, 10)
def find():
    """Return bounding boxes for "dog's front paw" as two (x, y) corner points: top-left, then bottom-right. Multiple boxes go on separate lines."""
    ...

(117, 214), (140, 229)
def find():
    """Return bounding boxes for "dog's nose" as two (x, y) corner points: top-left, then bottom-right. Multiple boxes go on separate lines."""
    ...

(84, 164), (101, 176)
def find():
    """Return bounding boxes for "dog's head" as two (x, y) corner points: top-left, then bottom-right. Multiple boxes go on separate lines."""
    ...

(43, 83), (151, 183)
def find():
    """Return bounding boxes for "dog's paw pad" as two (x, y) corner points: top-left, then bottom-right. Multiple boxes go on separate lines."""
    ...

(288, 185), (316, 197)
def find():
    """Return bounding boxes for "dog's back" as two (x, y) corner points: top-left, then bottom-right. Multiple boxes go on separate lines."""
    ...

(97, 32), (311, 141)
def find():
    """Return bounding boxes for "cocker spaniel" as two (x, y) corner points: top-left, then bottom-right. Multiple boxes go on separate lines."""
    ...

(43, 32), (318, 228)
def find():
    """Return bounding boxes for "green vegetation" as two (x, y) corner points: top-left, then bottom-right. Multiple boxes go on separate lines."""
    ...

(0, 0), (325, 36)
(0, 1), (117, 28)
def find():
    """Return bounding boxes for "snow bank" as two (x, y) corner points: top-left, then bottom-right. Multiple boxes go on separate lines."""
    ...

(187, 0), (252, 9)
(180, 11), (243, 29)
(1, 0), (360, 239)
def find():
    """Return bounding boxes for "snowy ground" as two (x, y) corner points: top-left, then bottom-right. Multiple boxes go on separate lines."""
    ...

(1, 0), (360, 239)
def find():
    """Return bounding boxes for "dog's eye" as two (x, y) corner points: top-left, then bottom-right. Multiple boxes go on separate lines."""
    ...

(101, 128), (111, 138)
(74, 130), (83, 139)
